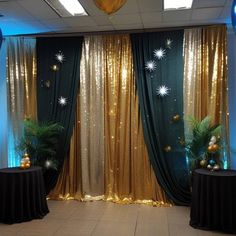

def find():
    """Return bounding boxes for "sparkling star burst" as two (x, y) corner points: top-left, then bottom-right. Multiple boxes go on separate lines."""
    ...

(58, 96), (67, 106)
(154, 48), (166, 60)
(55, 51), (65, 63)
(166, 39), (173, 49)
(156, 85), (170, 97)
(145, 60), (157, 72)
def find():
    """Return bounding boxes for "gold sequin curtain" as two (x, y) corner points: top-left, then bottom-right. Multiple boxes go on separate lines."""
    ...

(7, 37), (37, 166)
(79, 36), (105, 197)
(50, 35), (169, 205)
(103, 35), (168, 204)
(183, 25), (229, 164)
(183, 28), (202, 141)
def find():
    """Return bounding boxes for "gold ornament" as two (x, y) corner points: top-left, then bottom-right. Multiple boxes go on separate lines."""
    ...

(207, 164), (212, 170)
(94, 0), (127, 14)
(178, 137), (185, 146)
(51, 64), (59, 71)
(208, 144), (219, 153)
(164, 146), (172, 152)
(207, 145), (214, 153)
(44, 80), (51, 88)
(200, 159), (207, 167)
(172, 114), (181, 122)
(20, 153), (31, 169)
(212, 144), (219, 152)
(213, 164), (220, 171)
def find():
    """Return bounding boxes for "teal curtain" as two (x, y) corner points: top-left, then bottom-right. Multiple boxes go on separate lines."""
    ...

(36, 37), (83, 192)
(131, 31), (190, 205)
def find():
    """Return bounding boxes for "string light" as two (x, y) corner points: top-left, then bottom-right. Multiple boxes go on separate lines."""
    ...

(166, 39), (173, 49)
(145, 60), (157, 72)
(154, 48), (166, 60)
(58, 96), (67, 106)
(156, 85), (170, 97)
(55, 51), (65, 63)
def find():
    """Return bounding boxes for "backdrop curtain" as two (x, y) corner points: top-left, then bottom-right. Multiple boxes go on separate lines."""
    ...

(131, 31), (191, 205)
(7, 37), (37, 167)
(103, 34), (168, 204)
(36, 37), (83, 192)
(50, 35), (169, 205)
(183, 25), (229, 167)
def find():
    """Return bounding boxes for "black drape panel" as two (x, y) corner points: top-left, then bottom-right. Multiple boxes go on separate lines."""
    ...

(131, 31), (191, 205)
(36, 37), (83, 192)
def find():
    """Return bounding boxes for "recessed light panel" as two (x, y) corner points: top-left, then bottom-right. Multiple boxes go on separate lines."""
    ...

(164, 0), (193, 11)
(44, 0), (88, 17)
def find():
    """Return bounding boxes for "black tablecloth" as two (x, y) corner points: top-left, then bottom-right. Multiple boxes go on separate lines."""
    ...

(0, 166), (49, 224)
(190, 168), (236, 234)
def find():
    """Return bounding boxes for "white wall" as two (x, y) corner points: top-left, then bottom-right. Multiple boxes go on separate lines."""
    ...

(227, 26), (236, 169)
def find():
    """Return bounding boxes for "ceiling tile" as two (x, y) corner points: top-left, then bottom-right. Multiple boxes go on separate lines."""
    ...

(163, 10), (192, 22)
(109, 13), (142, 25)
(113, 23), (143, 30)
(63, 16), (96, 27)
(226, 0), (233, 7)
(113, 0), (139, 15)
(137, 0), (162, 13)
(0, 1), (35, 21)
(192, 7), (223, 20)
(141, 12), (162, 23)
(17, 0), (59, 19)
(220, 6), (231, 18)
(193, 0), (226, 8)
(40, 18), (69, 30)
(58, 25), (114, 33)
(91, 15), (112, 26)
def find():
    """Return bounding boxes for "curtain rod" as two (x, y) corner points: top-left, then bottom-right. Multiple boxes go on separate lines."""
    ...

(3, 23), (226, 38)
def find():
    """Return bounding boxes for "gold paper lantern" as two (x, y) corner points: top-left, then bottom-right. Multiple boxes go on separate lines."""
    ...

(94, 0), (127, 14)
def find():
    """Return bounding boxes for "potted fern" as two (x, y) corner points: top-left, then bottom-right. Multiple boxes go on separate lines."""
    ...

(17, 119), (63, 170)
(185, 116), (222, 172)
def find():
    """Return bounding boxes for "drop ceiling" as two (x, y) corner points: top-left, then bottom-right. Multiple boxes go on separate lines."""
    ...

(0, 0), (233, 36)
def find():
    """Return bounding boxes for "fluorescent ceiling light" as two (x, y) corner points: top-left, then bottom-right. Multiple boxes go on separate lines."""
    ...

(164, 0), (193, 10)
(58, 0), (87, 16)
(44, 0), (87, 17)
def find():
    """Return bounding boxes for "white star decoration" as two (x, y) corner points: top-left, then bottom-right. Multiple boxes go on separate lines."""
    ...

(145, 60), (157, 72)
(55, 51), (65, 63)
(166, 39), (173, 49)
(154, 48), (166, 60)
(156, 85), (170, 97)
(58, 96), (67, 106)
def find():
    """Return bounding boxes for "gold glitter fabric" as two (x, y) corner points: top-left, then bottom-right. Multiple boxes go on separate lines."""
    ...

(183, 25), (229, 165)
(6, 37), (37, 165)
(49, 35), (170, 206)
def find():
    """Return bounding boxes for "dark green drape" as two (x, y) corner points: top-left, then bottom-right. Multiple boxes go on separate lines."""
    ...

(131, 31), (191, 205)
(36, 37), (83, 192)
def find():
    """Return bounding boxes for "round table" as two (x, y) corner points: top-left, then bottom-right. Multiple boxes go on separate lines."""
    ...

(190, 168), (236, 234)
(0, 166), (49, 224)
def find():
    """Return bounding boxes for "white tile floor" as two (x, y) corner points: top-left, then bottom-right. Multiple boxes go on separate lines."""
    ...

(0, 200), (232, 236)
